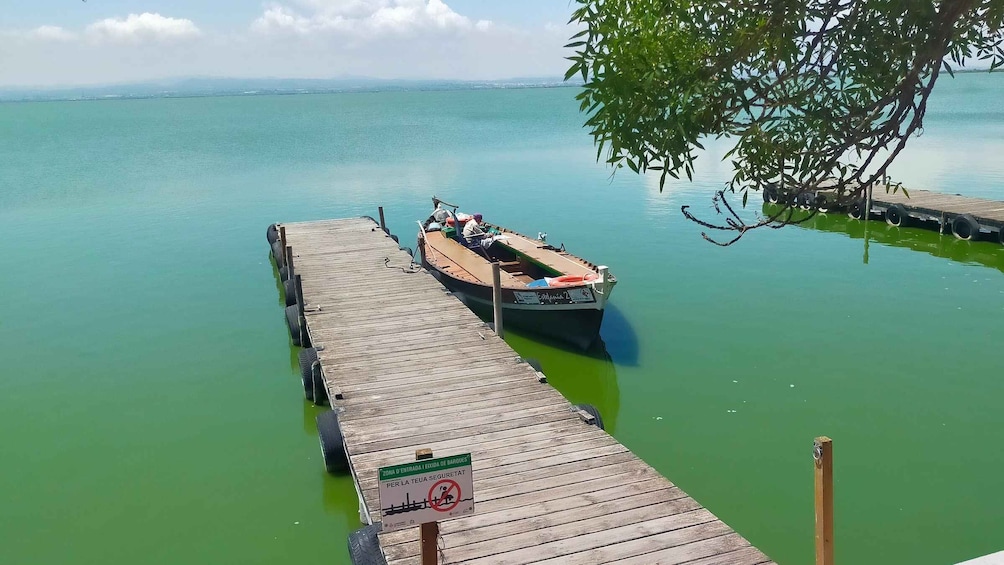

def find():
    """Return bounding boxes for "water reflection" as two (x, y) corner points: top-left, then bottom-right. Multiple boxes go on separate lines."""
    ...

(504, 329), (622, 434)
(765, 203), (1004, 272)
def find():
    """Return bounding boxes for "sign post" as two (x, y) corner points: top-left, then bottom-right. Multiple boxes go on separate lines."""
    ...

(379, 450), (475, 564)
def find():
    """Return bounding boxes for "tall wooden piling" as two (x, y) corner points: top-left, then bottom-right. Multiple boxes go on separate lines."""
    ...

(491, 261), (503, 338)
(378, 206), (388, 234)
(416, 448), (438, 565)
(814, 436), (834, 565)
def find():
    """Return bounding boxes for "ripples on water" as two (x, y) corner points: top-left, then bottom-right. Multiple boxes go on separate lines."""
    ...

(1, 73), (1003, 565)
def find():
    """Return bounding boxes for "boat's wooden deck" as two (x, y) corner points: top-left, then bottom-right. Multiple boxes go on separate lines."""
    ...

(424, 230), (525, 287)
(493, 229), (600, 279)
(279, 216), (775, 565)
(424, 226), (602, 288)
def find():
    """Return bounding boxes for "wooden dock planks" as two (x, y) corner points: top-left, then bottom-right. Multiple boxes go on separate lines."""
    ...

(279, 216), (774, 565)
(871, 188), (1004, 224)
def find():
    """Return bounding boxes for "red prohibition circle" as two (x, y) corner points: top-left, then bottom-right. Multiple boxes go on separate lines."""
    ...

(428, 479), (461, 512)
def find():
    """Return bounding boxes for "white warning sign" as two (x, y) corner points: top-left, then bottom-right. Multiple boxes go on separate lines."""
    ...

(378, 453), (475, 531)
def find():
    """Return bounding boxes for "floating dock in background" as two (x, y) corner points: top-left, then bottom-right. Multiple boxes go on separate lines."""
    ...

(766, 184), (1004, 244)
(269, 216), (774, 565)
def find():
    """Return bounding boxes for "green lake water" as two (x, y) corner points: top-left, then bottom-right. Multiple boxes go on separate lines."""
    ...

(2, 74), (1003, 564)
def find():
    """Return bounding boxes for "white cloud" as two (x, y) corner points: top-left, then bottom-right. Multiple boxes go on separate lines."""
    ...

(30, 25), (77, 42)
(85, 13), (201, 43)
(252, 0), (492, 36)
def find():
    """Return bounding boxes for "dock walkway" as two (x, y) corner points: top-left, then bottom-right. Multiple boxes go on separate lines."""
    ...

(277, 216), (774, 565)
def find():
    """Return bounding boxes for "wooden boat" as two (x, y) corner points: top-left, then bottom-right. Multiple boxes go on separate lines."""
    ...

(416, 197), (617, 349)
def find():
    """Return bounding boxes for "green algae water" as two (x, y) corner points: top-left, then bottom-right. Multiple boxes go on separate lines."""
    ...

(2, 74), (1003, 564)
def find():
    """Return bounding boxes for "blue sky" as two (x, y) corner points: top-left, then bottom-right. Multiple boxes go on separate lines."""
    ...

(0, 1), (580, 87)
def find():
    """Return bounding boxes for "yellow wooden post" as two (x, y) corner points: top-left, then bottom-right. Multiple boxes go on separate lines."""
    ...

(814, 436), (834, 565)
(416, 448), (438, 565)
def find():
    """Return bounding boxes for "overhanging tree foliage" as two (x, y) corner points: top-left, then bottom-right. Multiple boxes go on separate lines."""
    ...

(567, 0), (1004, 244)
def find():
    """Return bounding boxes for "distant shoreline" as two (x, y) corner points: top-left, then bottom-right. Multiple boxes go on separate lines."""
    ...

(0, 77), (581, 104)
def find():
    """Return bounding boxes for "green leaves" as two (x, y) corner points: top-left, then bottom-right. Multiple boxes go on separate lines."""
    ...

(566, 0), (1004, 243)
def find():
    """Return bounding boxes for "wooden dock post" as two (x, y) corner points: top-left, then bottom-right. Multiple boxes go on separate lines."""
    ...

(279, 225), (286, 252)
(814, 436), (834, 565)
(491, 262), (503, 338)
(378, 207), (388, 234)
(865, 183), (873, 221)
(416, 448), (439, 565)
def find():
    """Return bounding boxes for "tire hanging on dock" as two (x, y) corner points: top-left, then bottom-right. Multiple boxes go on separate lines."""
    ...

(524, 358), (543, 373)
(283, 278), (297, 307)
(952, 214), (980, 241)
(886, 204), (908, 227)
(316, 410), (348, 473)
(762, 183), (780, 204)
(575, 404), (605, 430)
(848, 200), (867, 220)
(279, 265), (289, 282)
(298, 348), (318, 390)
(267, 224), (279, 245)
(311, 361), (328, 406)
(347, 524), (387, 565)
(285, 305), (302, 347)
(271, 240), (285, 268)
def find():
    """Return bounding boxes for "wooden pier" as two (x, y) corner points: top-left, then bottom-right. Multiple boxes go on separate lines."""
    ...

(766, 183), (1004, 243)
(271, 216), (775, 565)
(867, 189), (1004, 242)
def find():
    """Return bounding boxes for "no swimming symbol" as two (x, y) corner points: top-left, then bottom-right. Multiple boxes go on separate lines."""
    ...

(429, 479), (461, 512)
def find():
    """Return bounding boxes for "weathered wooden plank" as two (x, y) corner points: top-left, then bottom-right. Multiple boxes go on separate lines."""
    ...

(348, 410), (576, 455)
(382, 496), (706, 562)
(379, 477), (682, 547)
(382, 486), (694, 554)
(342, 403), (571, 447)
(593, 532), (761, 565)
(452, 510), (721, 565)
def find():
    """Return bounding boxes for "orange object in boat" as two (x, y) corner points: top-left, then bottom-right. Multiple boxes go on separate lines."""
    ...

(551, 273), (598, 286)
(445, 217), (456, 226)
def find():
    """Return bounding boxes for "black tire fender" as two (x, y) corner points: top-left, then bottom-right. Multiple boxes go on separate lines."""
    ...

(312, 361), (328, 406)
(271, 240), (285, 267)
(267, 224), (279, 245)
(524, 358), (543, 373)
(347, 524), (387, 565)
(285, 305), (302, 347)
(763, 183), (780, 204)
(848, 200), (867, 220)
(283, 278), (297, 307)
(317, 410), (348, 474)
(575, 403), (605, 431)
(952, 214), (980, 241)
(886, 204), (908, 227)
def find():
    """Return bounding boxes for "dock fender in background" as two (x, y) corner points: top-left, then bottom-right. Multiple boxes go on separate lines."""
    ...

(266, 223), (279, 245)
(575, 404), (605, 431)
(762, 183), (780, 204)
(848, 199), (867, 220)
(317, 409), (349, 474)
(390, 234), (399, 244)
(347, 523), (387, 565)
(953, 214), (980, 241)
(886, 204), (908, 227)
(279, 265), (289, 282)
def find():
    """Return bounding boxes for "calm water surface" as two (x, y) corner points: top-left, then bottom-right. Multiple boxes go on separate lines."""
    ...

(2, 74), (1003, 564)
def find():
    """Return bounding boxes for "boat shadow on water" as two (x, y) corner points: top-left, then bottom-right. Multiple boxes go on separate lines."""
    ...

(500, 307), (636, 434)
